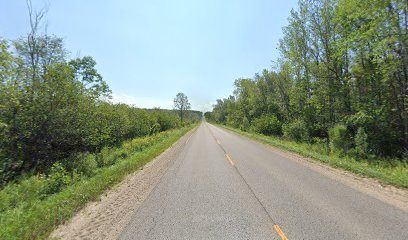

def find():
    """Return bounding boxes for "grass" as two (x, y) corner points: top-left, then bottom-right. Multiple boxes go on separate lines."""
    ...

(0, 125), (196, 240)
(217, 124), (408, 189)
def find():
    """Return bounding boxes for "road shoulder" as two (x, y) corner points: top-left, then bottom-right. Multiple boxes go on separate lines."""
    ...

(49, 128), (197, 240)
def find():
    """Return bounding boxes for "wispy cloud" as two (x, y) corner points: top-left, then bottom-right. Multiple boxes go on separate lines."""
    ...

(111, 93), (173, 109)
(195, 102), (214, 113)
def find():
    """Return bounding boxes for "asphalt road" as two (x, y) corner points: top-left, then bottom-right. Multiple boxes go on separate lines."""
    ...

(120, 123), (408, 240)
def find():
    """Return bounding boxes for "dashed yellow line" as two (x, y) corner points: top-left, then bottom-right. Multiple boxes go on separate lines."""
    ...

(216, 135), (287, 240)
(225, 154), (235, 166)
(213, 130), (287, 240)
(273, 224), (289, 240)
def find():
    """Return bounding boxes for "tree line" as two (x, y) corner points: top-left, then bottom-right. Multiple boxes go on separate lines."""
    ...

(206, 0), (407, 159)
(0, 7), (201, 185)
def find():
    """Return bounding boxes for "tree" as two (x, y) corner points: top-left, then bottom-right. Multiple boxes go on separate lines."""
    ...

(336, 0), (408, 155)
(173, 93), (191, 123)
(209, 0), (408, 158)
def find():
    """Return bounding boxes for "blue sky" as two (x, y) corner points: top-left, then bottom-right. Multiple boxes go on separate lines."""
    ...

(0, 0), (297, 112)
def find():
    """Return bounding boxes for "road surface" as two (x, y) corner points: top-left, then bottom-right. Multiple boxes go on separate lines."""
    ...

(120, 123), (408, 240)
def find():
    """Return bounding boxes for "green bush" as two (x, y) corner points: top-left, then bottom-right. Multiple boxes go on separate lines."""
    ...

(311, 137), (330, 155)
(156, 111), (179, 131)
(0, 157), (16, 187)
(150, 123), (161, 135)
(328, 124), (351, 155)
(95, 147), (118, 168)
(44, 163), (73, 195)
(250, 115), (282, 136)
(282, 119), (309, 142)
(62, 153), (97, 177)
(240, 117), (250, 131)
(354, 127), (369, 159)
(75, 154), (98, 177)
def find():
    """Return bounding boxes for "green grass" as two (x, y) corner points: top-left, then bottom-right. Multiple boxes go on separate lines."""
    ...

(217, 124), (408, 189)
(0, 125), (196, 240)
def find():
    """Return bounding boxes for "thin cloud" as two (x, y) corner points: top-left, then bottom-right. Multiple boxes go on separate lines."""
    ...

(111, 93), (173, 109)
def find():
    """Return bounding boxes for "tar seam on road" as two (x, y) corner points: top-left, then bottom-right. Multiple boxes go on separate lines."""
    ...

(206, 123), (289, 240)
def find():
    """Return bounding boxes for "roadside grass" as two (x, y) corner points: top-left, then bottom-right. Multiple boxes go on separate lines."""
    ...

(217, 124), (408, 189)
(0, 125), (196, 240)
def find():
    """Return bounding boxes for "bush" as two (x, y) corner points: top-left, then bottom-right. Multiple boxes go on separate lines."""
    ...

(282, 119), (309, 142)
(150, 123), (161, 135)
(240, 117), (250, 131)
(0, 156), (18, 187)
(75, 154), (98, 177)
(95, 147), (117, 168)
(44, 163), (73, 195)
(156, 111), (179, 131)
(62, 153), (97, 177)
(250, 115), (282, 136)
(311, 137), (330, 155)
(328, 124), (351, 155)
(354, 127), (369, 159)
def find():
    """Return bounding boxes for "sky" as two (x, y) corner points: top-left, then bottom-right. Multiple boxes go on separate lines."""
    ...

(0, 0), (297, 112)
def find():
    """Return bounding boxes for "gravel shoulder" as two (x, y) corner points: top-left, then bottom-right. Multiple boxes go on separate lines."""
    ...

(49, 128), (196, 240)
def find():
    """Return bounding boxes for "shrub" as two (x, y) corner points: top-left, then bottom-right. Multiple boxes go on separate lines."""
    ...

(150, 123), (161, 135)
(311, 137), (330, 155)
(62, 153), (97, 177)
(75, 154), (98, 177)
(328, 124), (351, 155)
(156, 112), (179, 131)
(250, 115), (282, 136)
(0, 156), (17, 187)
(95, 147), (124, 168)
(44, 163), (72, 195)
(282, 119), (309, 142)
(240, 117), (250, 131)
(354, 127), (369, 159)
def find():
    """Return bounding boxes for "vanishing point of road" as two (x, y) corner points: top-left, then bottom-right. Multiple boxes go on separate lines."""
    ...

(119, 122), (408, 240)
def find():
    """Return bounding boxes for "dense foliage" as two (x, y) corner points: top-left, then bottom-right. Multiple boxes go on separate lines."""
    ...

(0, 23), (201, 185)
(0, 126), (195, 239)
(206, 0), (407, 160)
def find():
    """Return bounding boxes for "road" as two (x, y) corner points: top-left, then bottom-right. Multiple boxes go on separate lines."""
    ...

(120, 123), (408, 240)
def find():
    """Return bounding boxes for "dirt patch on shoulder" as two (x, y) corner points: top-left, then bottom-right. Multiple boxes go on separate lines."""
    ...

(49, 129), (196, 240)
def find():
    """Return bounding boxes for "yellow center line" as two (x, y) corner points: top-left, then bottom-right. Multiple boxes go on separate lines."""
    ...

(225, 154), (235, 166)
(273, 224), (289, 240)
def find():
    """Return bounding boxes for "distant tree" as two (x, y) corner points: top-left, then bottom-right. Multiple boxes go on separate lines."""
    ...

(173, 93), (191, 123)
